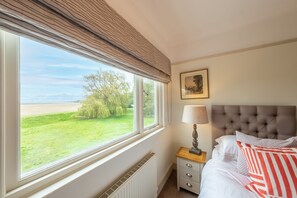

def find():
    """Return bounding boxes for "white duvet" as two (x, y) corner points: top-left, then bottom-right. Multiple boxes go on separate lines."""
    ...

(199, 151), (257, 198)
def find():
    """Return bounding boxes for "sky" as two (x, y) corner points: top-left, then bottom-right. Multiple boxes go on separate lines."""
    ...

(20, 37), (133, 104)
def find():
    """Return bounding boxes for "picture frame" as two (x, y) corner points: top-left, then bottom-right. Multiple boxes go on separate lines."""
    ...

(180, 68), (209, 99)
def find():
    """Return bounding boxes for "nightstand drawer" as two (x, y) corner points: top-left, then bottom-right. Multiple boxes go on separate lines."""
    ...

(179, 178), (200, 194)
(180, 166), (199, 183)
(178, 158), (200, 171)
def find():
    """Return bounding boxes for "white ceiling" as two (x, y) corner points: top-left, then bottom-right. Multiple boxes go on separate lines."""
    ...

(106, 0), (297, 64)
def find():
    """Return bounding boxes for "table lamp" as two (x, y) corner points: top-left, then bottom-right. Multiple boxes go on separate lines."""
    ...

(182, 105), (209, 155)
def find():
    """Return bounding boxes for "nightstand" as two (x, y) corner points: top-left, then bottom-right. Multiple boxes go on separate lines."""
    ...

(176, 147), (206, 195)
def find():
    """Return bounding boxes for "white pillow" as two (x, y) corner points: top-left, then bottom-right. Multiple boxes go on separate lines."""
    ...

(211, 146), (221, 160)
(236, 131), (297, 175)
(214, 135), (238, 161)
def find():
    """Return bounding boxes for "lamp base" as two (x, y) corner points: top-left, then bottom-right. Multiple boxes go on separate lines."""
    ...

(189, 147), (202, 155)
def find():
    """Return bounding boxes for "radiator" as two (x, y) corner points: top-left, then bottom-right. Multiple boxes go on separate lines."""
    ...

(98, 153), (157, 198)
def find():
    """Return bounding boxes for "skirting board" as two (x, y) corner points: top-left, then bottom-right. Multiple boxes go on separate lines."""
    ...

(172, 163), (177, 170)
(157, 163), (174, 196)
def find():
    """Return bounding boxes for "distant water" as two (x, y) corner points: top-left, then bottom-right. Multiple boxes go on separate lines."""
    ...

(21, 102), (82, 116)
(21, 96), (83, 105)
(21, 100), (81, 105)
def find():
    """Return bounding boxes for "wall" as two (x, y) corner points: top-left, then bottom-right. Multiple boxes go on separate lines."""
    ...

(41, 127), (173, 198)
(171, 41), (297, 160)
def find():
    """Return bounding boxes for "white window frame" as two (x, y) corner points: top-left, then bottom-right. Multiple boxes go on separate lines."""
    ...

(0, 30), (164, 197)
(0, 29), (5, 198)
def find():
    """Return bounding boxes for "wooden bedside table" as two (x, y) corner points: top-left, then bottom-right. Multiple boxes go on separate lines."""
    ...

(176, 147), (206, 195)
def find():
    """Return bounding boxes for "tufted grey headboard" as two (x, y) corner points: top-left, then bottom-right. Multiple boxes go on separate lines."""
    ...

(211, 105), (296, 147)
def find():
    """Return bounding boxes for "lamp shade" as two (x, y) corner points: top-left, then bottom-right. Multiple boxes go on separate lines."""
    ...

(182, 105), (209, 124)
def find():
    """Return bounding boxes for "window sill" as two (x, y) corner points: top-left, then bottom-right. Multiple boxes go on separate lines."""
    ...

(5, 126), (165, 198)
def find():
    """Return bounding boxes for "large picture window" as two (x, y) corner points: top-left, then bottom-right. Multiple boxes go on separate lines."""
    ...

(1, 29), (164, 193)
(20, 37), (136, 174)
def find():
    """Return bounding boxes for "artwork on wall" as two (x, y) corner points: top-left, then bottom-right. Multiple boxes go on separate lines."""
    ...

(180, 68), (209, 99)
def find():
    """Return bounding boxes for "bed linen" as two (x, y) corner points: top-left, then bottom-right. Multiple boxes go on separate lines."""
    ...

(199, 150), (257, 198)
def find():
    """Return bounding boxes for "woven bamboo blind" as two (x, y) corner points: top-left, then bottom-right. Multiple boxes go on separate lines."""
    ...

(0, 0), (171, 83)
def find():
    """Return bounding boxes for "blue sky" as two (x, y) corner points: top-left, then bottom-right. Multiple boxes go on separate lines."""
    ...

(20, 37), (132, 104)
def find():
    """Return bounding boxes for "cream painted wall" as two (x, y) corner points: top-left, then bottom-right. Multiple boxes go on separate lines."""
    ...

(171, 41), (297, 160)
(45, 127), (173, 197)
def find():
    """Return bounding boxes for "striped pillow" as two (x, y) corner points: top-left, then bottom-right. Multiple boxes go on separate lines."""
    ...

(237, 141), (297, 198)
(236, 131), (297, 176)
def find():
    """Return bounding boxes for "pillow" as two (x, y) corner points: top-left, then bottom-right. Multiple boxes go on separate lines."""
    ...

(237, 141), (297, 198)
(236, 131), (297, 175)
(211, 146), (221, 160)
(215, 135), (238, 161)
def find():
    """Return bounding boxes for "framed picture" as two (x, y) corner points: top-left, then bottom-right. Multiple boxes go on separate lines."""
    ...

(180, 68), (209, 99)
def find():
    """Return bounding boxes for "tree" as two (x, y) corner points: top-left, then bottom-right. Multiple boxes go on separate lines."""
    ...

(78, 70), (130, 119)
(193, 75), (203, 93)
(143, 80), (155, 117)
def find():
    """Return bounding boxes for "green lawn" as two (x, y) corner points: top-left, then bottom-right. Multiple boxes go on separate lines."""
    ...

(21, 109), (154, 173)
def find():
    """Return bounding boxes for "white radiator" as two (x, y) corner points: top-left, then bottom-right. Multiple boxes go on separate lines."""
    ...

(98, 153), (157, 198)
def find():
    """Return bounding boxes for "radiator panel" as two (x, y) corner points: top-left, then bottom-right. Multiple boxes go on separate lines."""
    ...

(99, 153), (157, 198)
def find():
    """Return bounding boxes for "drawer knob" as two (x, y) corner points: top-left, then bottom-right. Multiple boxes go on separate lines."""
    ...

(186, 173), (192, 178)
(186, 163), (192, 168)
(186, 183), (192, 187)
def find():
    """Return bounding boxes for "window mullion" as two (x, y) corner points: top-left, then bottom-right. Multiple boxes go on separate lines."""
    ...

(134, 76), (143, 133)
(154, 82), (158, 125)
(139, 77), (144, 133)
(162, 83), (169, 126)
(157, 83), (163, 126)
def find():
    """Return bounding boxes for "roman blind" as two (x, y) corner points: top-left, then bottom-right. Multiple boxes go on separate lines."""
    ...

(0, 0), (171, 83)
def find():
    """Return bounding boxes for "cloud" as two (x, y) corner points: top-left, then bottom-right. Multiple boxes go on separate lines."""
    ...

(47, 63), (103, 71)
(21, 75), (84, 86)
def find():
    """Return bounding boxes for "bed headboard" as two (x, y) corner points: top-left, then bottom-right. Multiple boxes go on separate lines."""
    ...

(211, 105), (296, 147)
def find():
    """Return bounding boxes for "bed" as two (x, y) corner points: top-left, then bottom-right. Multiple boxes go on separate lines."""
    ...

(199, 105), (297, 198)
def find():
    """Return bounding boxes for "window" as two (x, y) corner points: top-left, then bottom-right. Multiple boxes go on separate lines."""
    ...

(20, 37), (136, 174)
(1, 29), (164, 192)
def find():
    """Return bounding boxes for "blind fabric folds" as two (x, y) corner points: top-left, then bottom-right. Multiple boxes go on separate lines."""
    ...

(0, 0), (171, 83)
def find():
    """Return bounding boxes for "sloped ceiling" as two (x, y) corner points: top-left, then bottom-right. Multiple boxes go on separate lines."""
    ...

(106, 0), (297, 63)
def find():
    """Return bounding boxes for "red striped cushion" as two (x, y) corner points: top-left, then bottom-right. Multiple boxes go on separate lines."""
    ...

(237, 141), (297, 198)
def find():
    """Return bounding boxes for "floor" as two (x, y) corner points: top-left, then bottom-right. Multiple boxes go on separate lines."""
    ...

(158, 170), (197, 198)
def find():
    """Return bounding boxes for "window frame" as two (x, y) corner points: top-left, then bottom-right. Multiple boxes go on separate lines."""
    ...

(0, 29), (5, 198)
(0, 30), (164, 196)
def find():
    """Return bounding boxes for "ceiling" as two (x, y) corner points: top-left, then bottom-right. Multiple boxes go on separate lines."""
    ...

(106, 0), (297, 64)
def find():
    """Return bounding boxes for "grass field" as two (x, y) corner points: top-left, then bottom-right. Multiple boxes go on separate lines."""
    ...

(21, 108), (154, 173)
